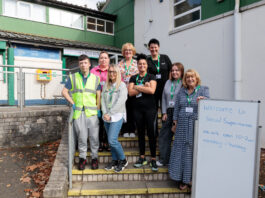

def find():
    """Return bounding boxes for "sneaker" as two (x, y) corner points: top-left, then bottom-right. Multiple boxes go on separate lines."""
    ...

(134, 157), (147, 168)
(91, 158), (99, 170)
(123, 133), (130, 138)
(105, 160), (118, 171)
(78, 158), (87, 170)
(150, 159), (158, 172)
(129, 133), (136, 138)
(156, 160), (164, 167)
(115, 159), (128, 173)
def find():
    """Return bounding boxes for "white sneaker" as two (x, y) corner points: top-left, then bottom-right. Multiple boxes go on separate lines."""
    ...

(156, 161), (164, 167)
(129, 133), (136, 138)
(123, 133), (130, 138)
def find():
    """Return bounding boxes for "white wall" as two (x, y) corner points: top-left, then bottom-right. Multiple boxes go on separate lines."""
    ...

(14, 57), (63, 101)
(134, 0), (265, 147)
(0, 55), (8, 101)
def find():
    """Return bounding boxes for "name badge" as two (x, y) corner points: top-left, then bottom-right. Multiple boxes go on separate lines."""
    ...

(186, 107), (193, 113)
(136, 93), (142, 98)
(169, 101), (175, 107)
(156, 74), (161, 79)
(124, 77), (130, 83)
(100, 81), (105, 86)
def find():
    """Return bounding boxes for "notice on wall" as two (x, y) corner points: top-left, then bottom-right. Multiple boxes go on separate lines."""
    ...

(192, 99), (260, 198)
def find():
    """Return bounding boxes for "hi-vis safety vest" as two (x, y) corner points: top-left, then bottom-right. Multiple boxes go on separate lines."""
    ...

(70, 72), (100, 119)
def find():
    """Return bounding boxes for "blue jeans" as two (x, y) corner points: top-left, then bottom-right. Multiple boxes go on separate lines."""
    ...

(104, 118), (125, 160)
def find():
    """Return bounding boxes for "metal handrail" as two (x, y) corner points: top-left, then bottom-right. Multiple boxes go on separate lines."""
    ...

(0, 64), (79, 71)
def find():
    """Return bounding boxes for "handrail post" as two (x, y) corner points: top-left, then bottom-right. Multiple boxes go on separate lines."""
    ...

(68, 108), (74, 189)
(19, 67), (23, 112)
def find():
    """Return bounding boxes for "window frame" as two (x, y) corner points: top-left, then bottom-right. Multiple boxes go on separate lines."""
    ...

(49, 8), (84, 30)
(2, 0), (46, 23)
(173, 0), (201, 30)
(87, 16), (114, 36)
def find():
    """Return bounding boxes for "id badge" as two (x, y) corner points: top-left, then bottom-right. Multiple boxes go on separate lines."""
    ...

(169, 101), (175, 107)
(100, 81), (105, 86)
(186, 107), (193, 113)
(136, 93), (142, 98)
(156, 74), (161, 79)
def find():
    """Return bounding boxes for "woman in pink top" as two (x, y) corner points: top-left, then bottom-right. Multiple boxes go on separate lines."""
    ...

(91, 51), (110, 152)
(118, 43), (138, 138)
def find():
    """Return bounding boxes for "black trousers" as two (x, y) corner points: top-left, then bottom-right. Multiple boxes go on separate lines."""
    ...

(133, 107), (157, 158)
(99, 116), (108, 145)
(121, 96), (136, 134)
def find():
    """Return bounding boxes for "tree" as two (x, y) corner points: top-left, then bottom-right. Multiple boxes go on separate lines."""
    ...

(96, 0), (107, 11)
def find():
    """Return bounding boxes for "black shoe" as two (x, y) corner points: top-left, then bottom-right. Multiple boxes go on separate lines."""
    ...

(150, 159), (158, 172)
(115, 159), (128, 173)
(78, 158), (87, 170)
(98, 144), (104, 152)
(105, 160), (118, 171)
(91, 158), (99, 170)
(134, 157), (147, 168)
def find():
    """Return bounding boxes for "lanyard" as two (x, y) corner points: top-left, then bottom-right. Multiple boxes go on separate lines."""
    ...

(170, 79), (180, 99)
(81, 73), (90, 88)
(108, 85), (116, 108)
(186, 85), (201, 104)
(136, 73), (147, 85)
(151, 55), (160, 73)
(124, 59), (133, 76)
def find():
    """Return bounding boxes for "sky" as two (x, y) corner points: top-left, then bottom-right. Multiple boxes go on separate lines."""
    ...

(59, 0), (103, 10)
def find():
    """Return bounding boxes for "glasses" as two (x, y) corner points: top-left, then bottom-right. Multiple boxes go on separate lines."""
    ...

(109, 71), (117, 74)
(125, 49), (132, 52)
(171, 69), (179, 72)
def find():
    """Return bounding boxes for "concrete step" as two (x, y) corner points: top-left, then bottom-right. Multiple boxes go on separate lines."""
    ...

(68, 180), (191, 198)
(75, 148), (160, 164)
(72, 163), (169, 182)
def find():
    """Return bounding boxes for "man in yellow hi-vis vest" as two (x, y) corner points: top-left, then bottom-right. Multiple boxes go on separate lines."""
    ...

(62, 54), (101, 170)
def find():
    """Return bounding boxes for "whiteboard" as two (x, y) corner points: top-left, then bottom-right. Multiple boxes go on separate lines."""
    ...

(192, 99), (260, 198)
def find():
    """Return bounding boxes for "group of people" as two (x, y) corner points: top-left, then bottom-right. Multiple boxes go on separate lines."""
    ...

(62, 38), (210, 189)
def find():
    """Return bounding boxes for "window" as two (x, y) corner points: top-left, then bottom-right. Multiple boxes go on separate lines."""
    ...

(173, 0), (201, 29)
(49, 8), (84, 30)
(87, 17), (114, 35)
(3, 0), (46, 22)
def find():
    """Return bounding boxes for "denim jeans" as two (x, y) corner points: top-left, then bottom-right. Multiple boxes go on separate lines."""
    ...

(104, 118), (125, 160)
(158, 108), (174, 165)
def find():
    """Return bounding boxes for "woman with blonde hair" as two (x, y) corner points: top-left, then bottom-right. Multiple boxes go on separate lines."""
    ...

(169, 69), (209, 190)
(119, 42), (138, 138)
(101, 64), (128, 172)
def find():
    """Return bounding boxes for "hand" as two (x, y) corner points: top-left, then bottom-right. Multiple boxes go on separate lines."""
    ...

(162, 114), (167, 122)
(103, 114), (111, 121)
(144, 82), (150, 87)
(171, 121), (177, 133)
(72, 104), (76, 111)
(97, 110), (102, 118)
(196, 96), (205, 103)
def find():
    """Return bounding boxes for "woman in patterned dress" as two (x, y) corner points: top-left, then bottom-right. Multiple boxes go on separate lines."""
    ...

(169, 69), (210, 190)
(118, 43), (138, 138)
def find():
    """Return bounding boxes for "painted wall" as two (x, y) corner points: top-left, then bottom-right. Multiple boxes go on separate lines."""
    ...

(104, 0), (134, 48)
(134, 0), (265, 147)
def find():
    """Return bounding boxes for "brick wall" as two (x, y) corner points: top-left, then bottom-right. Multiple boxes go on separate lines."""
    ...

(0, 107), (70, 148)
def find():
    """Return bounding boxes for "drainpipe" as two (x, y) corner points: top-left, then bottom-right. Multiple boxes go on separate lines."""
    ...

(234, 0), (242, 100)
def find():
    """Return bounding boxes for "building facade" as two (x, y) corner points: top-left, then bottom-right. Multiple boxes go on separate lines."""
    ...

(104, 0), (265, 147)
(0, 0), (122, 106)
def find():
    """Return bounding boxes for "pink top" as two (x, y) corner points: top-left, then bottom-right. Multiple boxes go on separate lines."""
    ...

(90, 65), (108, 90)
(118, 59), (138, 86)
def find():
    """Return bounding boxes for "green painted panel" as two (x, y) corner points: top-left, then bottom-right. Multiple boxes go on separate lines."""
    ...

(3, 51), (6, 83)
(62, 56), (66, 82)
(201, 0), (234, 20)
(104, 0), (134, 48)
(240, 0), (262, 7)
(0, 16), (114, 46)
(46, 7), (49, 23)
(0, 0), (2, 15)
(0, 41), (6, 50)
(7, 48), (15, 105)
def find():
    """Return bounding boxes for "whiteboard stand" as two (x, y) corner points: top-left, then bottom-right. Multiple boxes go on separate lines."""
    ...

(191, 99), (260, 198)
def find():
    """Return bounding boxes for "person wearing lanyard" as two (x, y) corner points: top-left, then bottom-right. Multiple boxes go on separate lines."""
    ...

(147, 38), (172, 135)
(91, 51), (110, 152)
(128, 54), (158, 172)
(169, 69), (209, 190)
(62, 54), (101, 170)
(118, 43), (138, 138)
(101, 64), (128, 172)
(157, 63), (184, 167)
